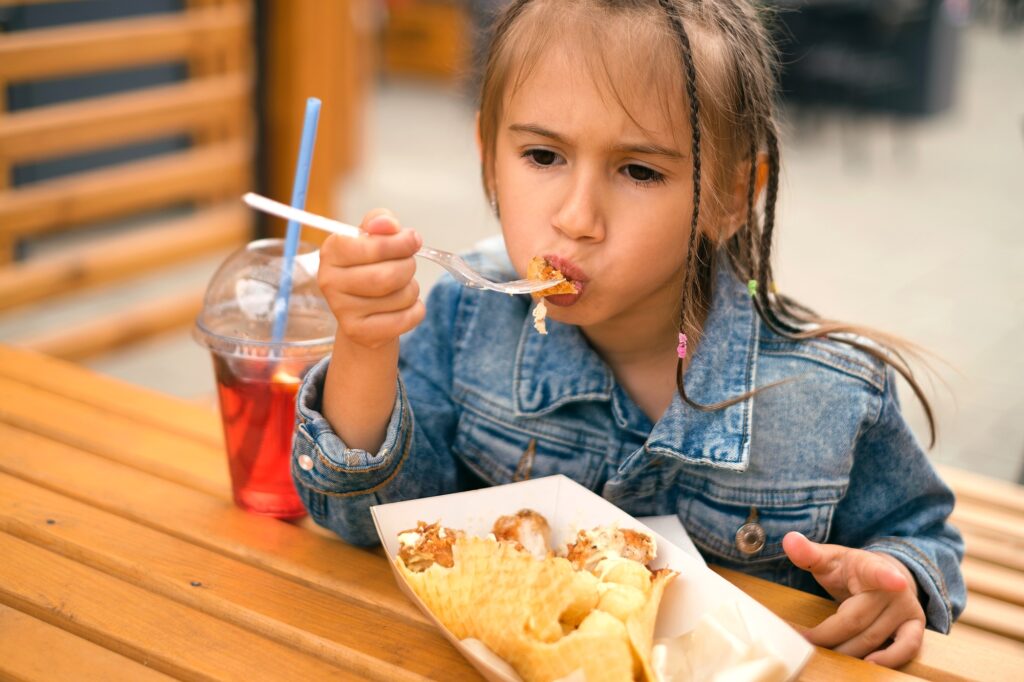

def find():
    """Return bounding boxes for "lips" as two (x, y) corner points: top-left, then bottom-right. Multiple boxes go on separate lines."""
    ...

(544, 255), (588, 284)
(543, 254), (587, 306)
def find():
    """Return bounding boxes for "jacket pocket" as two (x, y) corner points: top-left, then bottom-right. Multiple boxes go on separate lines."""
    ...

(680, 492), (836, 567)
(452, 409), (604, 489)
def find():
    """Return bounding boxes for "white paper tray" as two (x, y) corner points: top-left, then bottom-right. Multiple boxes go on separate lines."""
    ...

(371, 475), (813, 681)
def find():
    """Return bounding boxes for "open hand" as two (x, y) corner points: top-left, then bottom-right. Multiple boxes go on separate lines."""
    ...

(317, 209), (425, 349)
(783, 531), (925, 668)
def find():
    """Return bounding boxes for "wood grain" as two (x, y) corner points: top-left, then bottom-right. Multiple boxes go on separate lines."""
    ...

(0, 533), (366, 680)
(0, 604), (175, 682)
(0, 422), (428, 626)
(0, 344), (223, 447)
(0, 474), (478, 680)
(0, 75), (251, 164)
(0, 203), (249, 311)
(19, 285), (208, 361)
(0, 5), (249, 82)
(0, 141), (250, 238)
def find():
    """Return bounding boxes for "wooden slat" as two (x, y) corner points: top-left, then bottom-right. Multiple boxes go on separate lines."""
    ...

(0, 344), (223, 447)
(0, 377), (228, 495)
(0, 203), (249, 311)
(0, 423), (922, 682)
(941, 464), (1024, 515)
(0, 422), (427, 625)
(959, 591), (1024, 642)
(0, 5), (249, 82)
(716, 566), (1024, 681)
(962, 532), (1024, 572)
(953, 500), (1024, 545)
(949, 622), (1024, 658)
(0, 140), (250, 238)
(0, 474), (478, 680)
(963, 556), (1024, 607)
(0, 604), (175, 682)
(0, 1), (88, 5)
(0, 74), (251, 164)
(19, 284), (207, 361)
(0, 533), (364, 680)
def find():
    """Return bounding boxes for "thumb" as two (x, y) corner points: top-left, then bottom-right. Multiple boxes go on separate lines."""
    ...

(783, 531), (841, 575)
(363, 210), (401, 236)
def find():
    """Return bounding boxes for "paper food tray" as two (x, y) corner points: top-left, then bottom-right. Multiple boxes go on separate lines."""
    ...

(371, 475), (813, 681)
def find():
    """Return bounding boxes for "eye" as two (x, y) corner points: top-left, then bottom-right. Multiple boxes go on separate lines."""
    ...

(523, 149), (561, 167)
(623, 164), (665, 186)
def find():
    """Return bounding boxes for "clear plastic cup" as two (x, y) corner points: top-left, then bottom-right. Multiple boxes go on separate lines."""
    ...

(194, 238), (335, 518)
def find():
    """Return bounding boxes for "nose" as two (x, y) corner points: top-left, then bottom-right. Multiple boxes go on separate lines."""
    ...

(552, 169), (605, 242)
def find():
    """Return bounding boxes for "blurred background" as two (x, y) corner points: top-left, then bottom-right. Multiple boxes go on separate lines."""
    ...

(0, 1), (1020, 476)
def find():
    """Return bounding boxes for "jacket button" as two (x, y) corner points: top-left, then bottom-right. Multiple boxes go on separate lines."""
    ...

(735, 506), (766, 555)
(298, 454), (314, 471)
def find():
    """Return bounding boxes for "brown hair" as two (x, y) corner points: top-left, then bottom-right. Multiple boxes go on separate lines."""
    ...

(477, 0), (936, 446)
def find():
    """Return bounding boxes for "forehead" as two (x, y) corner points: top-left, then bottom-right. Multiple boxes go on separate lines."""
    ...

(501, 7), (688, 146)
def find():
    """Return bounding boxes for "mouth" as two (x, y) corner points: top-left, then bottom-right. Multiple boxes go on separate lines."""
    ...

(543, 254), (587, 306)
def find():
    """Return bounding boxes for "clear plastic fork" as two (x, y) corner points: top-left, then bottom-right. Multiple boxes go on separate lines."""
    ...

(242, 193), (563, 295)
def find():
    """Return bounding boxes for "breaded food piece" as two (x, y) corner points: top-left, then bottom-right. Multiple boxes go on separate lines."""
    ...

(397, 521), (464, 572)
(492, 508), (552, 560)
(566, 526), (657, 574)
(527, 256), (578, 298)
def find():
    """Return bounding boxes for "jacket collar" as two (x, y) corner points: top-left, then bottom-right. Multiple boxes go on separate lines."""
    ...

(513, 255), (759, 470)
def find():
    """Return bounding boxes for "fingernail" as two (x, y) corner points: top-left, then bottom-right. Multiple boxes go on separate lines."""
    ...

(412, 230), (423, 249)
(369, 215), (396, 231)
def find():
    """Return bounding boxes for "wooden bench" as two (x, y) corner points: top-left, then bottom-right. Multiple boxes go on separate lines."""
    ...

(942, 465), (1024, 656)
(0, 0), (255, 360)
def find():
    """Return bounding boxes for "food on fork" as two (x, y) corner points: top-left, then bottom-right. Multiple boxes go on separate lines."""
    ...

(527, 257), (578, 335)
(395, 510), (676, 682)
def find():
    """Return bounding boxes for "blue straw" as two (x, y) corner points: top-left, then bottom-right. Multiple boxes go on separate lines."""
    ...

(271, 97), (321, 346)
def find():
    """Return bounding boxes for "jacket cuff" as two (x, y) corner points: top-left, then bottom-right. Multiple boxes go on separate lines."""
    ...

(291, 356), (412, 496)
(864, 538), (954, 633)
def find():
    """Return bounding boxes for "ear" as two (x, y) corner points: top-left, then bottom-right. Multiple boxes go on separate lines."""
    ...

(720, 152), (769, 241)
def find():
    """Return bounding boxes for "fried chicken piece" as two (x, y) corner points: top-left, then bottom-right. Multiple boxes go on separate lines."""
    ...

(492, 509), (552, 560)
(565, 526), (657, 574)
(527, 257), (578, 298)
(397, 521), (464, 572)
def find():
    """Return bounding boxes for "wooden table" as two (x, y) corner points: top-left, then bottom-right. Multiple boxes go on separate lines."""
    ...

(0, 344), (1017, 681)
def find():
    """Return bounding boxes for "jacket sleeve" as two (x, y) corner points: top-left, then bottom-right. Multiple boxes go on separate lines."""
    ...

(830, 367), (966, 632)
(290, 277), (464, 546)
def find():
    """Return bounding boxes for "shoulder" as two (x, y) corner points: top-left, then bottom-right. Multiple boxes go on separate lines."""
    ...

(757, 321), (888, 395)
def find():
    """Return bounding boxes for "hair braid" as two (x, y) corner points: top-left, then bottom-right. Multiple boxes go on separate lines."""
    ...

(657, 0), (710, 411)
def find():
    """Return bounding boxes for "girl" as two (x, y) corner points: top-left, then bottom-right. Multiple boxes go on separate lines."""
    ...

(292, 0), (964, 668)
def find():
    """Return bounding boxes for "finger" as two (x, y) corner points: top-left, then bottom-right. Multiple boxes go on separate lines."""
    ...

(340, 301), (426, 347)
(321, 230), (421, 267)
(362, 211), (400, 236)
(864, 618), (925, 669)
(833, 601), (910, 660)
(804, 591), (888, 649)
(364, 212), (399, 236)
(859, 554), (909, 593)
(783, 532), (848, 582)
(321, 258), (418, 298)
(320, 222), (421, 268)
(331, 280), (421, 317)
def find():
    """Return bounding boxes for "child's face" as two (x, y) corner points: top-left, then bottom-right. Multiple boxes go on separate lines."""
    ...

(493, 43), (695, 336)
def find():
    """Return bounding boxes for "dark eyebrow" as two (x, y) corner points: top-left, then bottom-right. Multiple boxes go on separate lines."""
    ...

(508, 122), (684, 160)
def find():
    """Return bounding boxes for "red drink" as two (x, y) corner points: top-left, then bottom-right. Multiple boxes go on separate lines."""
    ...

(213, 355), (309, 518)
(194, 238), (335, 518)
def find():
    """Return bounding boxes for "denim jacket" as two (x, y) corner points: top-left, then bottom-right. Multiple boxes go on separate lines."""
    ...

(292, 241), (965, 632)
